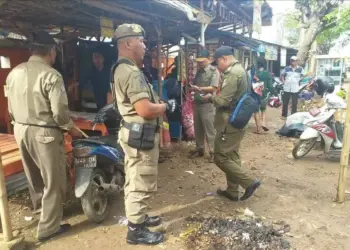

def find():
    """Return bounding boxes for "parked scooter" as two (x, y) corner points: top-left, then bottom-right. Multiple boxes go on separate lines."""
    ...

(72, 104), (125, 223)
(292, 78), (344, 159)
(269, 76), (314, 108)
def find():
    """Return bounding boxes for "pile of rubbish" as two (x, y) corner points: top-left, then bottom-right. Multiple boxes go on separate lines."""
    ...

(183, 215), (291, 250)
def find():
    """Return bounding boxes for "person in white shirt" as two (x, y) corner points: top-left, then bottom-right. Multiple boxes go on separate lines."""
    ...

(280, 56), (305, 119)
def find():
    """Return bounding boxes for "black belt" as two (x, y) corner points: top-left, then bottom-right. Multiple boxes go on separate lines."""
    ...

(122, 120), (160, 133)
(15, 122), (60, 129)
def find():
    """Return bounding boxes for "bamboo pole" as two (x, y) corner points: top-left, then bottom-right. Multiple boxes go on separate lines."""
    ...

(336, 83), (350, 203)
(0, 150), (13, 242)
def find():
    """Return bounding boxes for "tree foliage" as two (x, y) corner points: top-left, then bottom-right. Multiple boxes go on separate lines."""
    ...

(282, 0), (345, 66)
(284, 3), (350, 55)
(317, 6), (350, 45)
(283, 10), (301, 47)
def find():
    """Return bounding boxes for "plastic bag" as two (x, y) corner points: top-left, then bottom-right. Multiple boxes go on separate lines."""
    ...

(325, 94), (347, 109)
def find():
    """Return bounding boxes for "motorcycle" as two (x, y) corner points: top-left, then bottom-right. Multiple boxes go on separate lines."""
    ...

(292, 94), (346, 159)
(72, 104), (125, 223)
(267, 77), (284, 108)
(269, 76), (314, 109)
(273, 76), (284, 101)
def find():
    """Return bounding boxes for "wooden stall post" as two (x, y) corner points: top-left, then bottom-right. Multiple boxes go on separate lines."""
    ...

(336, 83), (350, 203)
(249, 50), (253, 66)
(156, 33), (164, 148)
(199, 0), (209, 48)
(0, 150), (13, 242)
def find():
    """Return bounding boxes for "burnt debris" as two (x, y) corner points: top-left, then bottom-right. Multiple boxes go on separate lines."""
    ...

(184, 216), (291, 250)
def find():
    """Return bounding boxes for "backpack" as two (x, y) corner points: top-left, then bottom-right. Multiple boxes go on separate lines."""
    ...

(228, 91), (259, 129)
(228, 66), (260, 129)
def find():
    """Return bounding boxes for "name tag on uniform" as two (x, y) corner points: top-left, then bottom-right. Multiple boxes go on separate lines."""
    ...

(131, 123), (142, 132)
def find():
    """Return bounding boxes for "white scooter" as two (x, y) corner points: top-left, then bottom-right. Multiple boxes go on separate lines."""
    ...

(292, 95), (346, 159)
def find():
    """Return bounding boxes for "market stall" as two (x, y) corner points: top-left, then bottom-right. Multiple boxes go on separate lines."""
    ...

(0, 0), (216, 193)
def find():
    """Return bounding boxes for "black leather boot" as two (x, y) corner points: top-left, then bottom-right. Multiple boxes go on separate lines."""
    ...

(188, 149), (204, 159)
(127, 222), (164, 245)
(145, 215), (162, 227)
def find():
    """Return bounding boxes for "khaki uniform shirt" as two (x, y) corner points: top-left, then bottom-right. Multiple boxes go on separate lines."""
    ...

(193, 64), (219, 104)
(212, 60), (248, 132)
(6, 56), (74, 130)
(113, 57), (159, 125)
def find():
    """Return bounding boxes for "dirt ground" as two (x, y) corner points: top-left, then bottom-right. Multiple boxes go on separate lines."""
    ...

(6, 107), (350, 250)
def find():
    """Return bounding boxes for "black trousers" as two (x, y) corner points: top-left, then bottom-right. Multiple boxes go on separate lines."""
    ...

(282, 92), (298, 117)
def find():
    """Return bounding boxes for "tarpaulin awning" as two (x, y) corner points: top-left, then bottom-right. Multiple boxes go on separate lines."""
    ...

(204, 29), (261, 50)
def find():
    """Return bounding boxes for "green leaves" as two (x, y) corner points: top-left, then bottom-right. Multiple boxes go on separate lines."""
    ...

(283, 1), (349, 46)
(284, 11), (301, 29)
(317, 6), (350, 44)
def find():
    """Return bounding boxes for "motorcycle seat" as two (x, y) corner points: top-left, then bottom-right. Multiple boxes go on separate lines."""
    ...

(73, 135), (120, 149)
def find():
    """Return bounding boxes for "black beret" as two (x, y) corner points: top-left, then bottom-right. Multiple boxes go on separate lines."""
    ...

(32, 31), (56, 45)
(196, 49), (210, 62)
(213, 46), (234, 60)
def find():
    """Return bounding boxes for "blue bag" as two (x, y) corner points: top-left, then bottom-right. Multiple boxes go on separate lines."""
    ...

(229, 91), (259, 129)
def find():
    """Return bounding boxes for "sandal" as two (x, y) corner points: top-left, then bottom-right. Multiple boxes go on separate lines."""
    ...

(262, 126), (269, 132)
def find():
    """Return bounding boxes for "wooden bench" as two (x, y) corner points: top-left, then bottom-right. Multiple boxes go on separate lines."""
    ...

(0, 134), (22, 178)
(0, 133), (74, 177)
(0, 118), (108, 180)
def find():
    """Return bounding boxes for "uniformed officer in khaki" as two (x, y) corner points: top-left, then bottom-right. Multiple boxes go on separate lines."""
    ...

(113, 24), (176, 245)
(189, 49), (219, 163)
(195, 46), (261, 201)
(6, 31), (82, 241)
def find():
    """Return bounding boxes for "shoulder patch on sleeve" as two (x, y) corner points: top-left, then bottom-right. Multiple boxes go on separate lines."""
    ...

(61, 84), (66, 93)
(222, 78), (228, 88)
(132, 71), (148, 89)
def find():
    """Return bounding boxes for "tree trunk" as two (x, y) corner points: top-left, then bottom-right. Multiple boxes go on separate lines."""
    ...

(297, 18), (321, 67)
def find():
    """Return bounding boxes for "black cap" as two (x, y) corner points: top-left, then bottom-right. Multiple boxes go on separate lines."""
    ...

(32, 31), (56, 45)
(195, 49), (210, 62)
(213, 46), (234, 60)
(257, 63), (265, 69)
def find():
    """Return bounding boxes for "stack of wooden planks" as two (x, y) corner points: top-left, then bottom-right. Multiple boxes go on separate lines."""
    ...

(0, 133), (22, 178)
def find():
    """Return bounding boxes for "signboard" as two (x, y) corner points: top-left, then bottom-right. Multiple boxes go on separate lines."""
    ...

(258, 44), (265, 53)
(100, 27), (114, 38)
(280, 48), (287, 67)
(100, 17), (114, 38)
(252, 0), (262, 36)
(265, 44), (278, 61)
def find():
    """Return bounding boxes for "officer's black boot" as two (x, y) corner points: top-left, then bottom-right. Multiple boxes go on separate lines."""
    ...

(145, 215), (162, 227)
(127, 222), (164, 245)
(188, 149), (204, 159)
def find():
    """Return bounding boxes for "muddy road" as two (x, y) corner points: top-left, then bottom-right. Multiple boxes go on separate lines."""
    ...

(7, 107), (350, 250)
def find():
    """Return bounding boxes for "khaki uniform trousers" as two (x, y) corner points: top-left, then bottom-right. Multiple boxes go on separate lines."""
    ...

(14, 124), (66, 238)
(194, 103), (216, 153)
(213, 128), (254, 197)
(119, 127), (159, 224)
